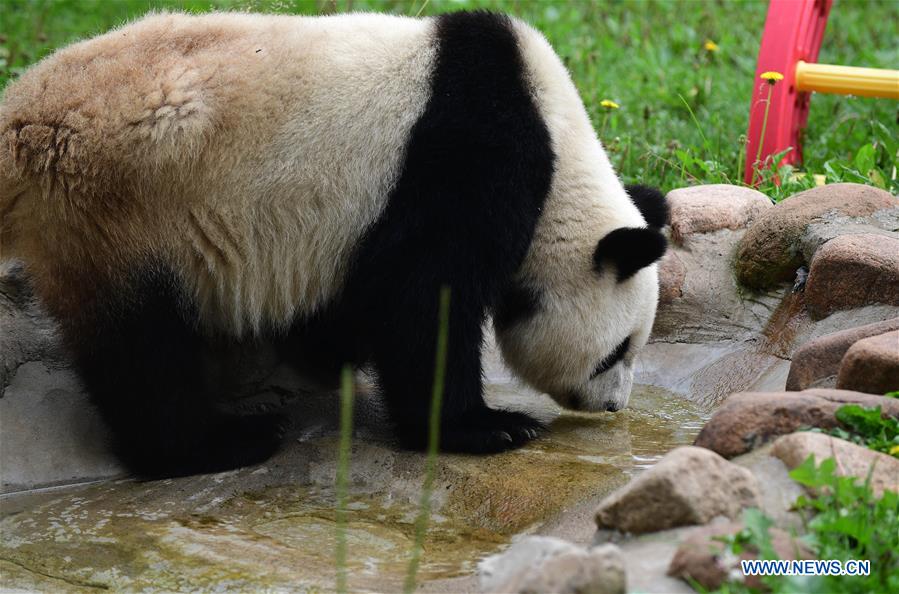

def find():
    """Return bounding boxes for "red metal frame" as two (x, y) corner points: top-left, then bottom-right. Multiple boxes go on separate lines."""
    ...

(745, 0), (832, 184)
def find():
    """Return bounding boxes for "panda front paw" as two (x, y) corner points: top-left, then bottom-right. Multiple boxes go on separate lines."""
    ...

(398, 407), (546, 454)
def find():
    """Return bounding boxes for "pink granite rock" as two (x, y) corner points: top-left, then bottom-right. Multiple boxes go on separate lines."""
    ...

(668, 520), (813, 591)
(667, 184), (772, 245)
(805, 234), (899, 319)
(694, 389), (899, 458)
(836, 330), (899, 395)
(786, 318), (899, 390)
(771, 432), (899, 497)
(735, 184), (896, 289)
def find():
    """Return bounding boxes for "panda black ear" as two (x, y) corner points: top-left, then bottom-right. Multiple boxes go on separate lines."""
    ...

(594, 227), (667, 282)
(625, 184), (669, 229)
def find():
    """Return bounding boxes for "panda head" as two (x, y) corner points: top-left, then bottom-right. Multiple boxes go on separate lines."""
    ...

(494, 185), (668, 413)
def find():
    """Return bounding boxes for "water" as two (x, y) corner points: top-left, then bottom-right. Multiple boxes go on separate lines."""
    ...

(0, 384), (708, 592)
(514, 384), (709, 477)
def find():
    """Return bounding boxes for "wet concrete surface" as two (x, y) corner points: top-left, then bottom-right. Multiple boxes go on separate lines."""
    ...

(0, 369), (707, 593)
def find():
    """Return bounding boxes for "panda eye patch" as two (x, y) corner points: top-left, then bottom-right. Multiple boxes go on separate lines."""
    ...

(589, 336), (631, 380)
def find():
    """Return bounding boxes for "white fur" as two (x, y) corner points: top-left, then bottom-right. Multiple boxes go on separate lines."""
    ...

(164, 14), (438, 334)
(2, 12), (659, 412)
(1, 12), (437, 335)
(495, 22), (660, 412)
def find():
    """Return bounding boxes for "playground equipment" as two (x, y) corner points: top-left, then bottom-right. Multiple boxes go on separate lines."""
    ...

(744, 0), (899, 184)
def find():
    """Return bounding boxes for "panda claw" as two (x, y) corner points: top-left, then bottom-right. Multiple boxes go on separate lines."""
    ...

(397, 407), (544, 454)
(274, 418), (291, 439)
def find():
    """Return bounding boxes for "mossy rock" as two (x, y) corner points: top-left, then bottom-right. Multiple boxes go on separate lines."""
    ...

(734, 183), (896, 291)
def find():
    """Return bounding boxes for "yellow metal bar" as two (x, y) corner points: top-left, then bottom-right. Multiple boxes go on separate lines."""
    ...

(795, 61), (899, 99)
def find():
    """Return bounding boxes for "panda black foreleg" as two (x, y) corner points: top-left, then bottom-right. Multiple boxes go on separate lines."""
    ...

(369, 291), (544, 454)
(68, 264), (284, 478)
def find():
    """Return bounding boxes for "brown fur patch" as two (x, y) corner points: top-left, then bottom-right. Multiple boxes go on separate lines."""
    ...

(1, 12), (437, 336)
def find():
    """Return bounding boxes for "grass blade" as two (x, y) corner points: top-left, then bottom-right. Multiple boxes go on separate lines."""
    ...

(403, 286), (451, 594)
(677, 93), (710, 152)
(335, 364), (354, 594)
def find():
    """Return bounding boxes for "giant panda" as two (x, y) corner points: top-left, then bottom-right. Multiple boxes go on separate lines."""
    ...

(0, 11), (668, 477)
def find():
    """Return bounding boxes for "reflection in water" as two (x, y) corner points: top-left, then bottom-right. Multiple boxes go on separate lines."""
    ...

(531, 384), (709, 478)
(625, 384), (710, 474)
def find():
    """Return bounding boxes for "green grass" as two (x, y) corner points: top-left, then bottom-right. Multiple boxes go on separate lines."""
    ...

(335, 365), (354, 594)
(2, 0), (896, 195)
(403, 285), (450, 594)
(814, 404), (899, 459)
(332, 287), (450, 592)
(709, 455), (899, 594)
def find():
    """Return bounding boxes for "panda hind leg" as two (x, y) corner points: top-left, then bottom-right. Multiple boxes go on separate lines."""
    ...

(69, 265), (285, 478)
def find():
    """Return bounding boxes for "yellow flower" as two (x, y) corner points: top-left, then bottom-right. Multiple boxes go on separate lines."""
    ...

(890, 444), (899, 456)
(600, 99), (620, 109)
(761, 71), (784, 84)
(704, 40), (719, 52)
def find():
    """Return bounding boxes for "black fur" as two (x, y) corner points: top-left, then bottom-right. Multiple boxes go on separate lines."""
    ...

(60, 11), (555, 477)
(70, 263), (284, 478)
(493, 283), (542, 332)
(594, 227), (667, 282)
(625, 184), (669, 229)
(589, 335), (630, 379)
(296, 11), (555, 454)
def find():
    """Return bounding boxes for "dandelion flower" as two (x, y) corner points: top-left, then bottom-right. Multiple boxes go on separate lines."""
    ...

(752, 72), (785, 183)
(599, 100), (619, 136)
(890, 444), (899, 456)
(704, 40), (719, 52)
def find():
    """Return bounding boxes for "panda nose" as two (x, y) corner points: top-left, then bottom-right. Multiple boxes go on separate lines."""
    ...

(605, 402), (620, 412)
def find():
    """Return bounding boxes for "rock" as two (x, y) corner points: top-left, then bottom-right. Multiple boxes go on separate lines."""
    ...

(651, 231), (783, 344)
(658, 250), (686, 304)
(786, 318), (899, 390)
(0, 262), (126, 491)
(735, 183), (896, 290)
(478, 537), (625, 594)
(837, 330), (899, 395)
(0, 261), (67, 395)
(694, 389), (899, 458)
(771, 432), (899, 497)
(667, 185), (772, 244)
(1, 362), (124, 491)
(636, 341), (789, 408)
(594, 446), (760, 534)
(598, 527), (698, 594)
(805, 233), (899, 319)
(667, 520), (813, 591)
(799, 206), (899, 265)
(730, 445), (806, 530)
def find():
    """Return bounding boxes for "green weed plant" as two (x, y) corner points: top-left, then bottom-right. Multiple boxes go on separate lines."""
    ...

(708, 455), (899, 594)
(812, 404), (899, 460)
